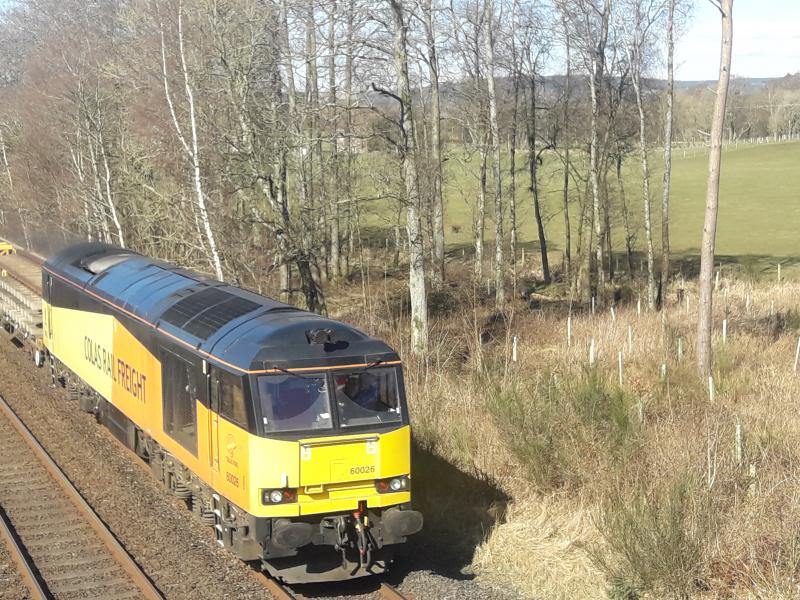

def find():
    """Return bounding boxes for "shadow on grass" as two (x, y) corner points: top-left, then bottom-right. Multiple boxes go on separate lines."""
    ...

(671, 250), (800, 280)
(392, 442), (511, 580)
(291, 441), (511, 597)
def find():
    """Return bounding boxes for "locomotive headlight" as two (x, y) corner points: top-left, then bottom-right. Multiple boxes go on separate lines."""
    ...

(376, 476), (410, 493)
(262, 488), (298, 505)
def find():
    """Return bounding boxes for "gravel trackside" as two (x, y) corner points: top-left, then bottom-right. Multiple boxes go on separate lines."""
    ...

(0, 340), (522, 600)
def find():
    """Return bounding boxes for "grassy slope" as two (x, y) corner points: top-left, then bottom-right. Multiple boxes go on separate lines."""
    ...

(349, 141), (800, 598)
(366, 140), (800, 271)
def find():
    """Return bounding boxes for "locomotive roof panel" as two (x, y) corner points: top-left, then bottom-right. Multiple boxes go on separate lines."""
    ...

(44, 243), (397, 372)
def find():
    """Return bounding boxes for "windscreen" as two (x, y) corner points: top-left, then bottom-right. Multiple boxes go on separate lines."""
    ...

(258, 374), (333, 433)
(332, 367), (402, 428)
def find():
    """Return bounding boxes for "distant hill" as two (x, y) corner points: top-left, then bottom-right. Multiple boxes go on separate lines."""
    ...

(675, 75), (800, 91)
(366, 73), (800, 109)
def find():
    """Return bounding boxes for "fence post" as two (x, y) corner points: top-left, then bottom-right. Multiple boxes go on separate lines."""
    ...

(735, 419), (743, 467)
(567, 315), (572, 348)
(794, 337), (800, 372)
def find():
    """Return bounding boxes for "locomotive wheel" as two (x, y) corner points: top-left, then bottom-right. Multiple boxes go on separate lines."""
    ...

(78, 392), (96, 413)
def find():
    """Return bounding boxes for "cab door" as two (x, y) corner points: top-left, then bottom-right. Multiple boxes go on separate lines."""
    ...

(208, 368), (221, 480)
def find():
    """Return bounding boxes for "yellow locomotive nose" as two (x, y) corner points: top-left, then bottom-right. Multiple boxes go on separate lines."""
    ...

(298, 435), (379, 488)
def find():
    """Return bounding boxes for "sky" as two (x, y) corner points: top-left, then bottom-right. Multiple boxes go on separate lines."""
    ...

(0, 0), (796, 82)
(675, 0), (800, 80)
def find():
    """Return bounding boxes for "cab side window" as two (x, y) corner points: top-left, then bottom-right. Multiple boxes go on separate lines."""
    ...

(217, 370), (248, 429)
(162, 349), (198, 455)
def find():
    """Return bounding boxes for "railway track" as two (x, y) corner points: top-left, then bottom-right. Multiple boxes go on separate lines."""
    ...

(254, 570), (410, 600)
(0, 244), (412, 600)
(0, 394), (163, 599)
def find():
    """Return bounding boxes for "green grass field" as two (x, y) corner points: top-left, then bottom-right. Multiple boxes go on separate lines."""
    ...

(365, 140), (800, 276)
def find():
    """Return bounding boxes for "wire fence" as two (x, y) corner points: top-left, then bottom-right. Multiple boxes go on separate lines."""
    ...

(674, 133), (800, 159)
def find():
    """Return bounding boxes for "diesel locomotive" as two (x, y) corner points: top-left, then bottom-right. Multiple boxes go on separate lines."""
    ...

(41, 243), (422, 582)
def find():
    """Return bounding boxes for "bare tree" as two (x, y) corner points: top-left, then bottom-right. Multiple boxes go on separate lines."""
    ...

(448, 1), (488, 282)
(524, 47), (552, 286)
(0, 126), (31, 249)
(328, 0), (342, 281)
(621, 0), (659, 310)
(158, 1), (223, 280)
(560, 15), (572, 281)
(507, 0), (522, 283)
(422, 0), (446, 287)
(660, 0), (675, 304)
(483, 0), (504, 306)
(697, 0), (733, 375)
(561, 0), (612, 305)
(389, 0), (428, 353)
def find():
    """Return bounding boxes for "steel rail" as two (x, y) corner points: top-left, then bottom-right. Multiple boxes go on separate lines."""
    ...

(251, 570), (300, 600)
(0, 505), (48, 600)
(0, 394), (163, 600)
(379, 582), (411, 599)
(0, 254), (42, 297)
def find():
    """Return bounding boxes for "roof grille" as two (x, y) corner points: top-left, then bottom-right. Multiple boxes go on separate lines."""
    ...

(162, 287), (260, 339)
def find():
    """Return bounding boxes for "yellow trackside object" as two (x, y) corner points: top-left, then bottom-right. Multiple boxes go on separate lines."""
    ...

(0, 242), (15, 255)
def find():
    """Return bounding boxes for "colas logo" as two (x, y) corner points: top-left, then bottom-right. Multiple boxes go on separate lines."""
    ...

(225, 434), (239, 468)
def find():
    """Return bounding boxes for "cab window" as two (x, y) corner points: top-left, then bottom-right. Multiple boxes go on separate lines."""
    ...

(215, 370), (249, 428)
(332, 367), (402, 428)
(257, 374), (333, 433)
(162, 349), (197, 455)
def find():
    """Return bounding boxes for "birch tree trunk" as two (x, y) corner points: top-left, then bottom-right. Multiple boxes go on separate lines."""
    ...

(483, 0), (504, 307)
(617, 153), (635, 275)
(561, 24), (572, 282)
(475, 142), (487, 281)
(97, 128), (125, 247)
(660, 0), (675, 304)
(628, 49), (656, 309)
(528, 70), (551, 285)
(509, 65), (520, 283)
(423, 0), (445, 288)
(327, 1), (341, 280)
(587, 4), (610, 305)
(389, 0), (428, 354)
(305, 2), (324, 273)
(159, 4), (223, 280)
(344, 0), (355, 279)
(0, 129), (31, 249)
(280, 0), (298, 303)
(697, 0), (734, 376)
(86, 132), (112, 243)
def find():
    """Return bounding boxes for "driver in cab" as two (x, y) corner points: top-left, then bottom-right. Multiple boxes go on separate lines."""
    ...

(336, 373), (379, 411)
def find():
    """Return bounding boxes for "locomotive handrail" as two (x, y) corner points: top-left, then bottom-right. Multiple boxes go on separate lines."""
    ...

(299, 435), (380, 448)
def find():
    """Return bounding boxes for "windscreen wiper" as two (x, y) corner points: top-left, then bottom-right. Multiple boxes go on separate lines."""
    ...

(271, 365), (317, 380)
(360, 359), (385, 371)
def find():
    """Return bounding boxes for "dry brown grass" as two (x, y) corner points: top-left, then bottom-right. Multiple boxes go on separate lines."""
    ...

(331, 264), (800, 599)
